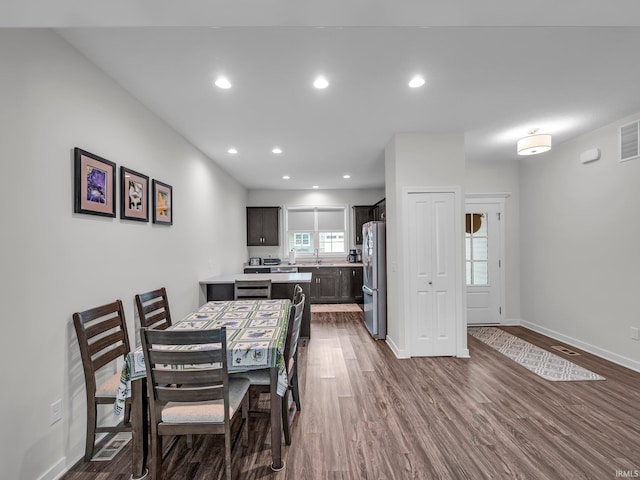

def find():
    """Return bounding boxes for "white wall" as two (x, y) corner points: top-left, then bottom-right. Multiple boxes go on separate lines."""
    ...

(385, 133), (466, 357)
(247, 188), (384, 261)
(0, 29), (248, 480)
(465, 160), (521, 321)
(520, 112), (640, 369)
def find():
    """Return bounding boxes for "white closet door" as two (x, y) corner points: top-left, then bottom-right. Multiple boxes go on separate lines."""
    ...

(407, 191), (457, 356)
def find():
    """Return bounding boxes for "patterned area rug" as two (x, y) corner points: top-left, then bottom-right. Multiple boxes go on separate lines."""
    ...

(469, 327), (605, 381)
(311, 304), (362, 313)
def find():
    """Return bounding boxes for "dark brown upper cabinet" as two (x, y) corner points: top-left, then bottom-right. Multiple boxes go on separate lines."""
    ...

(246, 207), (280, 246)
(353, 205), (373, 245)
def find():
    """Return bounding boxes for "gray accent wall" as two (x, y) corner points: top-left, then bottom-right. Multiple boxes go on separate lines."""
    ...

(0, 29), (248, 480)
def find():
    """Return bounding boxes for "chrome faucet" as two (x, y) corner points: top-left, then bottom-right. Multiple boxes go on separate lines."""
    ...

(314, 248), (320, 264)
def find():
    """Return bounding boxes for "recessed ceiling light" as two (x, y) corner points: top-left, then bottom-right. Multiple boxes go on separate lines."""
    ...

(312, 185), (319, 189)
(272, 147), (283, 154)
(227, 148), (238, 154)
(313, 76), (329, 89)
(282, 175), (290, 180)
(408, 75), (426, 88)
(343, 174), (351, 179)
(214, 77), (232, 89)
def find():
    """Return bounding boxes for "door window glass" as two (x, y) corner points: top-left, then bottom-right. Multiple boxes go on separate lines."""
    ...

(466, 213), (488, 285)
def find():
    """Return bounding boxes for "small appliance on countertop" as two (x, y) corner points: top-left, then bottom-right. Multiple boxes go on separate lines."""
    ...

(262, 257), (282, 266)
(347, 249), (357, 263)
(249, 257), (261, 266)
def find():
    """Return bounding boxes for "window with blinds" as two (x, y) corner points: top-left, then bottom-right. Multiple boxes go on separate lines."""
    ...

(286, 206), (346, 255)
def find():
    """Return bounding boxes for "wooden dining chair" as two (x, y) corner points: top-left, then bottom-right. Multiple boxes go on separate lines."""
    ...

(141, 327), (250, 480)
(73, 300), (132, 461)
(237, 294), (305, 445)
(234, 279), (272, 300)
(281, 293), (305, 443)
(135, 287), (172, 330)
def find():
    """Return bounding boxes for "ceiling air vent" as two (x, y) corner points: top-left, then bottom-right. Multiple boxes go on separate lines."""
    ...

(620, 120), (640, 162)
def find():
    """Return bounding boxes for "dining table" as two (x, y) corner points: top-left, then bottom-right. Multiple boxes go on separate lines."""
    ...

(116, 298), (292, 479)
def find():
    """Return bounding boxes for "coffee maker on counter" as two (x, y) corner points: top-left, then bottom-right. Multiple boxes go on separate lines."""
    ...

(347, 249), (357, 263)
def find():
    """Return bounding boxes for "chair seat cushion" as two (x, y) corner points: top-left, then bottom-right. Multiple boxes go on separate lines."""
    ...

(234, 368), (271, 386)
(95, 372), (121, 397)
(161, 378), (250, 423)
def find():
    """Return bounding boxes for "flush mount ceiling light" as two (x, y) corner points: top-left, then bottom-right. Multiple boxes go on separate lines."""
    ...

(408, 75), (426, 88)
(282, 175), (290, 180)
(517, 129), (552, 156)
(343, 174), (351, 179)
(312, 185), (319, 189)
(214, 77), (232, 89)
(313, 76), (329, 89)
(227, 148), (238, 154)
(272, 147), (283, 154)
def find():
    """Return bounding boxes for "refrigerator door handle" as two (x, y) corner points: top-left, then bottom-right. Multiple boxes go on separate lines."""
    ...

(362, 285), (375, 296)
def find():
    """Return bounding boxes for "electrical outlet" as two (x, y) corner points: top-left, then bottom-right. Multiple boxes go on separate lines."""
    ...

(50, 399), (62, 425)
(631, 327), (640, 341)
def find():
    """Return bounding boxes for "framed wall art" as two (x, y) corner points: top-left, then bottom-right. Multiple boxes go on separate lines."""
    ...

(152, 179), (173, 225)
(120, 166), (149, 222)
(74, 148), (116, 217)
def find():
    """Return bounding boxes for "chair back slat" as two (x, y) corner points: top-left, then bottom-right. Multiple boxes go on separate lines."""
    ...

(88, 330), (127, 358)
(148, 348), (224, 367)
(234, 279), (272, 300)
(84, 314), (125, 340)
(155, 384), (225, 403)
(154, 368), (225, 386)
(92, 344), (127, 372)
(135, 287), (172, 330)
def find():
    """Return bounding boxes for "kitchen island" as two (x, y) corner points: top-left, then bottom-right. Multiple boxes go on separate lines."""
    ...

(199, 272), (312, 338)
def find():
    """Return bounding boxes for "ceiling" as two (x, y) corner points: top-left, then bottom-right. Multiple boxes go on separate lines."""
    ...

(11, 2), (640, 190)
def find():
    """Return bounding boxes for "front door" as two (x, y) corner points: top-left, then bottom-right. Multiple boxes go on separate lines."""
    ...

(465, 202), (503, 325)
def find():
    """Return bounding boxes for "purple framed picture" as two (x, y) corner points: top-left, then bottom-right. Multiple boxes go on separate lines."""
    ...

(74, 148), (116, 217)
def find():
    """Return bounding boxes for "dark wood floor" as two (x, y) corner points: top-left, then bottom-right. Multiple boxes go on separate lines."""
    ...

(63, 314), (640, 479)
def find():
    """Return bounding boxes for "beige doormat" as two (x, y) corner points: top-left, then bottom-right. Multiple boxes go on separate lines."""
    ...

(92, 432), (131, 461)
(469, 327), (605, 382)
(311, 304), (363, 313)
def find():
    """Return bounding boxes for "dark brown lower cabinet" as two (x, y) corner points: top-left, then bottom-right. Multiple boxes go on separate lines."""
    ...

(298, 266), (363, 304)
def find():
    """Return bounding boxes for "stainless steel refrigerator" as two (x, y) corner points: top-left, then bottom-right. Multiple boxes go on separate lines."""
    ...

(362, 221), (386, 339)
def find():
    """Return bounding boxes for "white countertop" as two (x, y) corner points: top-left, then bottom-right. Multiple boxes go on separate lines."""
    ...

(200, 272), (312, 284)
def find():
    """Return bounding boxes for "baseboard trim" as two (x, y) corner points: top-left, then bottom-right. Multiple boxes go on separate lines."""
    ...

(457, 348), (470, 358)
(502, 318), (523, 326)
(385, 335), (410, 359)
(521, 320), (640, 373)
(37, 456), (67, 480)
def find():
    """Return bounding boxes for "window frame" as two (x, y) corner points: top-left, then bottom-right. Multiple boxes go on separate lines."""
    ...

(284, 205), (348, 259)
